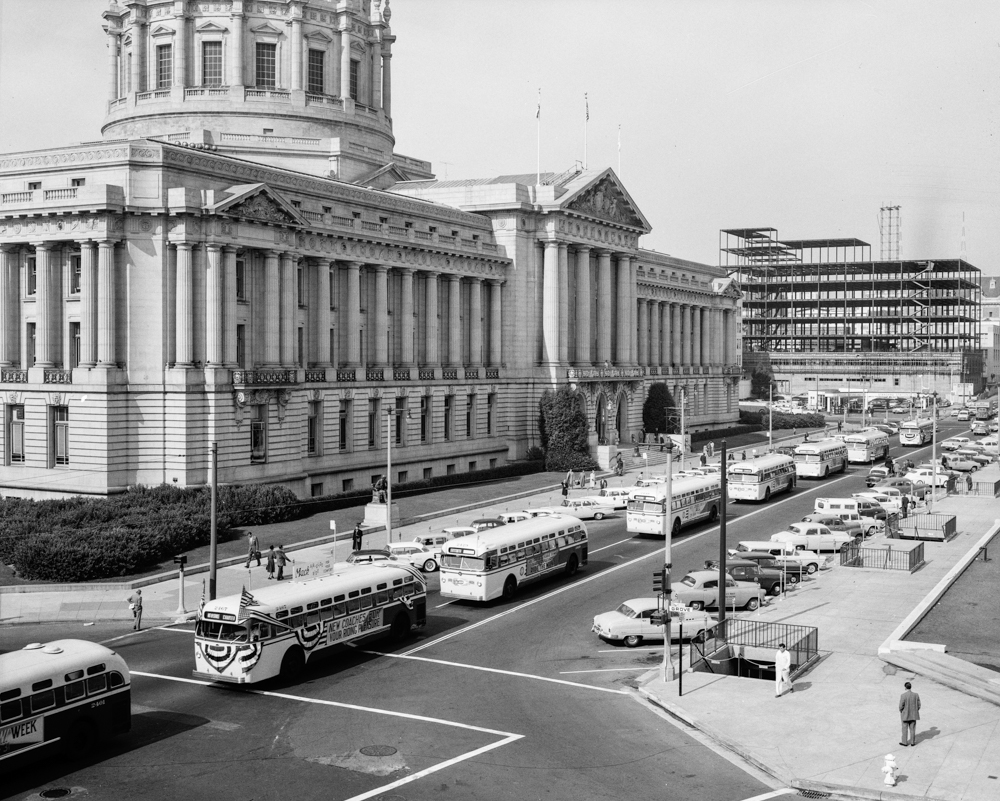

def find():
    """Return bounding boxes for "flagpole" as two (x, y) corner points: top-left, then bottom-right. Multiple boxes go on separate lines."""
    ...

(584, 93), (588, 170)
(618, 124), (621, 178)
(536, 88), (541, 187)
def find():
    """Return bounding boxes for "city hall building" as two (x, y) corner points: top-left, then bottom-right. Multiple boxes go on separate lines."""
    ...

(0, 0), (740, 500)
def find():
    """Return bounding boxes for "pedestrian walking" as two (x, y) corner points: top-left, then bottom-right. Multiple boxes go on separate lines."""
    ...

(588, 470), (596, 489)
(599, 478), (608, 490)
(837, 421), (843, 434)
(352, 523), (364, 552)
(728, 452), (735, 462)
(265, 545), (276, 580)
(700, 452), (707, 467)
(741, 451), (747, 461)
(899, 681), (921, 746)
(774, 643), (793, 697)
(965, 473), (973, 493)
(561, 480), (569, 500)
(275, 544), (293, 581)
(244, 530), (261, 569)
(659, 434), (665, 452)
(901, 495), (909, 519)
(127, 589), (143, 631)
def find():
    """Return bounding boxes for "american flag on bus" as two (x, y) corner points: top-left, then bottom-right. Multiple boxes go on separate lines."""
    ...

(237, 586), (258, 622)
(199, 579), (206, 616)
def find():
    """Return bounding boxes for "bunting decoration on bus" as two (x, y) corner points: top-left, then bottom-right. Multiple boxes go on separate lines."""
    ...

(237, 587), (258, 622)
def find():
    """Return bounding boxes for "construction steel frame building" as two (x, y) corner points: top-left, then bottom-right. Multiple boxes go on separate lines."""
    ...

(721, 227), (983, 400)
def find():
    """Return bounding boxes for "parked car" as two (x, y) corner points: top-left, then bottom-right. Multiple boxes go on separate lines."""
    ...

(954, 448), (993, 466)
(891, 406), (909, 415)
(471, 517), (506, 532)
(771, 522), (856, 552)
(866, 466), (890, 487)
(939, 439), (964, 452)
(878, 477), (930, 500)
(801, 512), (865, 538)
(557, 497), (615, 520)
(721, 551), (811, 582)
(597, 487), (632, 510)
(941, 455), (981, 472)
(867, 423), (898, 437)
(730, 542), (833, 573)
(592, 599), (715, 647)
(853, 491), (901, 516)
(972, 421), (990, 435)
(442, 525), (478, 539)
(671, 570), (764, 611)
(903, 468), (950, 488)
(774, 445), (798, 457)
(385, 542), (441, 572)
(346, 549), (393, 565)
(413, 533), (454, 549)
(956, 409), (971, 421)
(703, 558), (798, 596)
(496, 512), (532, 524)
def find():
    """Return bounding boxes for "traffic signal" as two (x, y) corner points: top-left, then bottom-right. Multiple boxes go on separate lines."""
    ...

(653, 568), (666, 594)
(650, 610), (666, 627)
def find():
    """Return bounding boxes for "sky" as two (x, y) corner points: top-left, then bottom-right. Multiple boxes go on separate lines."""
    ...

(1, 0), (997, 273)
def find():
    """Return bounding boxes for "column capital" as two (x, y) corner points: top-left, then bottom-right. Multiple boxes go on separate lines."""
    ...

(172, 241), (195, 251)
(468, 275), (483, 284)
(396, 265), (416, 276)
(572, 244), (593, 254)
(542, 239), (561, 250)
(29, 241), (53, 251)
(205, 242), (223, 253)
(373, 263), (389, 273)
(446, 273), (462, 283)
(222, 244), (239, 255)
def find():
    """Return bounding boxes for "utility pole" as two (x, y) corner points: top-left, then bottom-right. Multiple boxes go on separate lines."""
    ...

(680, 391), (687, 471)
(660, 443), (674, 682)
(718, 440), (728, 641)
(209, 441), (218, 601)
(930, 394), (938, 512)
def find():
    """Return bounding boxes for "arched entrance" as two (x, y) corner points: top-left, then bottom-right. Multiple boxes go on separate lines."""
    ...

(595, 392), (607, 444)
(616, 395), (628, 444)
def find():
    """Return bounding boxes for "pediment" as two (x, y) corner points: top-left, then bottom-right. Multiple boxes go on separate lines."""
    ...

(562, 170), (649, 231)
(713, 276), (743, 299)
(210, 184), (305, 227)
(305, 29), (333, 43)
(196, 21), (229, 33)
(150, 24), (175, 37)
(250, 21), (283, 37)
(350, 40), (367, 53)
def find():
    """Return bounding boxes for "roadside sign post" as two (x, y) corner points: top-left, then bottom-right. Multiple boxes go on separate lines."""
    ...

(173, 555), (188, 615)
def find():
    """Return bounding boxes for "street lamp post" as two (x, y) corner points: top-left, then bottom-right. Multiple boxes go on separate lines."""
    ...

(930, 394), (938, 513)
(660, 441), (674, 682)
(768, 384), (773, 453)
(386, 408), (394, 544)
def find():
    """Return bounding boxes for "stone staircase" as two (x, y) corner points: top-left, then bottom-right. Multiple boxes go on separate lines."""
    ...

(881, 649), (1000, 707)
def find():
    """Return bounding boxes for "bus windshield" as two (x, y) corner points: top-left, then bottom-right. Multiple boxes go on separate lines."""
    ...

(196, 621), (249, 641)
(441, 554), (485, 571)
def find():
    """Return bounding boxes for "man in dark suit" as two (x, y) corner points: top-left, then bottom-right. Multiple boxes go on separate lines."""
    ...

(899, 681), (921, 746)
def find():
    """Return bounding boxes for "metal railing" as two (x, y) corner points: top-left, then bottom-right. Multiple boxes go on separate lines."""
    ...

(897, 512), (957, 542)
(232, 370), (297, 386)
(840, 541), (924, 572)
(685, 618), (819, 680)
(418, 369), (436, 381)
(304, 369), (326, 383)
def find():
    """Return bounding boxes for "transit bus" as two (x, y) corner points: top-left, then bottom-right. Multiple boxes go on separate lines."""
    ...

(0, 640), (130, 769)
(726, 453), (796, 502)
(844, 429), (890, 463)
(793, 439), (849, 479)
(899, 418), (934, 447)
(194, 563), (426, 684)
(439, 514), (588, 602)
(626, 475), (722, 537)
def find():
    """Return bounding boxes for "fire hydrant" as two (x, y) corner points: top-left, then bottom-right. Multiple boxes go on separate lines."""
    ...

(882, 753), (899, 786)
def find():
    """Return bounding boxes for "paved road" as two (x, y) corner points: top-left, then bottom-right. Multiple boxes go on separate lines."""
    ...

(0, 422), (968, 801)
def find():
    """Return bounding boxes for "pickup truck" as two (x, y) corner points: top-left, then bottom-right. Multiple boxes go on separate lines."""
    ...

(703, 558), (797, 596)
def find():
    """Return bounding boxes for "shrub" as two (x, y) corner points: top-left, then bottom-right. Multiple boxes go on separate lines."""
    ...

(642, 383), (677, 435)
(524, 445), (545, 463)
(691, 424), (763, 443)
(539, 387), (593, 471)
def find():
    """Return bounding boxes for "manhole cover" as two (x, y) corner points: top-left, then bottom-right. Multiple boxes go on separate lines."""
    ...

(360, 745), (398, 757)
(40, 791), (72, 800)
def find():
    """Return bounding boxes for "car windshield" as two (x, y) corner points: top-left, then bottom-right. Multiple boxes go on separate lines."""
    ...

(681, 576), (698, 587)
(615, 603), (637, 618)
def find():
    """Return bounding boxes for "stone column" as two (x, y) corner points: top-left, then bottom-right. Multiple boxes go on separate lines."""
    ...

(469, 277), (483, 366)
(264, 250), (280, 366)
(230, 10), (244, 86)
(345, 261), (362, 367)
(175, 11), (188, 88)
(596, 250), (612, 363)
(723, 310), (732, 366)
(661, 303), (670, 367)
(0, 247), (17, 366)
(637, 298), (648, 366)
(30, 244), (52, 367)
(615, 254), (630, 364)
(371, 39), (382, 108)
(692, 307), (702, 368)
(489, 279), (502, 366)
(205, 244), (223, 366)
(223, 247), (238, 366)
(340, 30), (352, 98)
(97, 241), (117, 366)
(574, 247), (592, 365)
(281, 253), (297, 366)
(373, 264), (389, 365)
(447, 274), (462, 367)
(558, 243), (569, 364)
(381, 51), (392, 116)
(650, 301), (661, 367)
(78, 243), (97, 367)
(317, 259), (333, 366)
(175, 243), (194, 367)
(542, 241), (560, 365)
(400, 267), (415, 366)
(290, 16), (303, 92)
(712, 309), (723, 366)
(130, 24), (144, 94)
(424, 270), (439, 366)
(702, 307), (711, 366)
(107, 30), (119, 101)
(628, 258), (638, 365)
(678, 305), (689, 366)
(672, 304), (682, 366)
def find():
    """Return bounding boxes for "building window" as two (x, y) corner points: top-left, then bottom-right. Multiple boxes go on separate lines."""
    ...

(311, 482), (324, 497)
(420, 396), (429, 443)
(235, 258), (246, 300)
(468, 461), (476, 472)
(423, 467), (432, 480)
(307, 49), (325, 94)
(236, 324), (246, 368)
(256, 42), (276, 88)
(307, 401), (321, 456)
(297, 327), (305, 368)
(342, 478), (354, 493)
(349, 59), (359, 100)
(69, 322), (81, 369)
(368, 399), (379, 449)
(487, 393), (496, 436)
(397, 470), (407, 484)
(339, 400), (350, 451)
(52, 406), (69, 466)
(444, 396), (453, 441)
(26, 323), (36, 368)
(250, 405), (267, 463)
(71, 178), (86, 188)
(297, 264), (305, 306)
(27, 181), (40, 191)
(156, 44), (173, 89)
(26, 256), (36, 296)
(446, 463), (456, 475)
(489, 458), (497, 469)
(466, 394), (475, 439)
(394, 397), (406, 446)
(69, 254), (81, 294)
(7, 405), (25, 464)
(202, 40), (223, 86)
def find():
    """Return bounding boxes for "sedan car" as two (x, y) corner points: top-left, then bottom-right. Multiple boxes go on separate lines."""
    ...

(730, 542), (833, 574)
(385, 542), (441, 572)
(345, 549), (393, 565)
(865, 466), (890, 487)
(903, 469), (951, 488)
(939, 439), (965, 452)
(671, 570), (764, 611)
(853, 491), (902, 515)
(557, 497), (615, 520)
(867, 423), (898, 437)
(592, 599), (715, 647)
(596, 487), (632, 510)
(956, 410), (971, 421)
(941, 455), (981, 473)
(771, 522), (855, 552)
(878, 477), (930, 500)
(801, 512), (864, 538)
(954, 448), (992, 466)
(721, 551), (810, 582)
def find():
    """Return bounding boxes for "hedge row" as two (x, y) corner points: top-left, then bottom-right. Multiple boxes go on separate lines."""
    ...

(691, 424), (763, 443)
(738, 410), (827, 429)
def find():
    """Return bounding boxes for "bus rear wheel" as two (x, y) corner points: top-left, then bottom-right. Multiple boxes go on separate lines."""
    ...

(672, 519), (682, 538)
(708, 505), (719, 523)
(764, 487), (772, 502)
(280, 646), (305, 681)
(565, 554), (579, 576)
(502, 576), (518, 601)
(390, 611), (412, 641)
(64, 719), (97, 760)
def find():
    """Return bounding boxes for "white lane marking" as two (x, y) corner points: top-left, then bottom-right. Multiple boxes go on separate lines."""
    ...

(154, 625), (194, 634)
(364, 650), (630, 696)
(597, 647), (660, 653)
(737, 789), (795, 801)
(590, 536), (637, 554)
(406, 477), (853, 657)
(558, 668), (648, 674)
(130, 670), (524, 801)
(435, 599), (456, 609)
(100, 631), (145, 645)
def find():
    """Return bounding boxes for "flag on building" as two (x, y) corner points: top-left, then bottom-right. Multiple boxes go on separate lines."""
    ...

(237, 586), (258, 622)
(585, 93), (589, 121)
(536, 88), (541, 119)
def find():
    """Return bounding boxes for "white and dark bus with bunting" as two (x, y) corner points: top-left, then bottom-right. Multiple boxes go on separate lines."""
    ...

(793, 439), (849, 479)
(626, 475), (723, 537)
(844, 429), (890, 463)
(727, 453), (797, 502)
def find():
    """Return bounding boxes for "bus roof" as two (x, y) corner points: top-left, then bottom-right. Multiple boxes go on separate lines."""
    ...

(794, 439), (846, 454)
(844, 430), (887, 442)
(727, 453), (794, 473)
(442, 514), (586, 556)
(899, 418), (934, 427)
(1, 640), (127, 691)
(628, 475), (720, 498)
(201, 562), (422, 618)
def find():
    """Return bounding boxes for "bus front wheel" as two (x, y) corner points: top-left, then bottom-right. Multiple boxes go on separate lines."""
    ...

(565, 554), (579, 576)
(502, 576), (518, 601)
(280, 646), (305, 681)
(64, 719), (97, 760)
(390, 611), (412, 641)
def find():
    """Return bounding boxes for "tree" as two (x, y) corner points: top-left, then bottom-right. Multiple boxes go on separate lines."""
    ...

(642, 383), (677, 435)
(538, 388), (599, 472)
(750, 369), (776, 400)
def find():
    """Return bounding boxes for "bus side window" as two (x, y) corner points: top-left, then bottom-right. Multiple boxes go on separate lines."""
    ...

(333, 602), (347, 617)
(306, 611), (322, 626)
(515, 549), (525, 560)
(0, 700), (22, 723)
(499, 554), (510, 566)
(376, 590), (389, 604)
(360, 595), (374, 610)
(288, 615), (306, 629)
(64, 680), (86, 702)
(320, 606), (335, 621)
(30, 690), (55, 713)
(485, 553), (499, 570)
(109, 671), (125, 689)
(347, 599), (361, 614)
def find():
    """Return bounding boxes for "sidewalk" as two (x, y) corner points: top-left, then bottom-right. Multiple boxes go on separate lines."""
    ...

(639, 494), (1000, 801)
